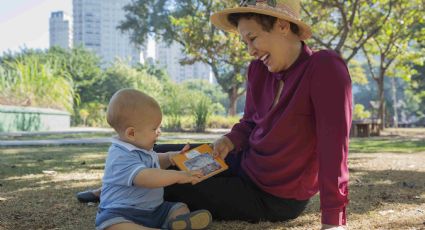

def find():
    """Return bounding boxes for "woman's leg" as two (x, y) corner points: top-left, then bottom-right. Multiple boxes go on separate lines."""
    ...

(164, 153), (309, 222)
(164, 174), (265, 222)
(153, 143), (207, 152)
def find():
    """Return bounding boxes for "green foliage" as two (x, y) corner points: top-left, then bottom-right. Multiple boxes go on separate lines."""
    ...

(46, 46), (103, 104)
(191, 94), (212, 132)
(0, 55), (74, 111)
(84, 61), (166, 127)
(79, 102), (107, 127)
(160, 84), (191, 131)
(79, 109), (90, 126)
(301, 0), (410, 93)
(135, 62), (171, 83)
(182, 79), (227, 114)
(119, 0), (251, 115)
(101, 61), (164, 101)
(0, 46), (235, 130)
(360, 0), (424, 129)
(349, 60), (368, 85)
(45, 46), (104, 125)
(408, 50), (425, 121)
(302, 0), (396, 62)
(207, 115), (240, 129)
(353, 104), (371, 120)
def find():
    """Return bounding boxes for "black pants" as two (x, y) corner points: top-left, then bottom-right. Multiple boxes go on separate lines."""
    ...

(154, 143), (309, 223)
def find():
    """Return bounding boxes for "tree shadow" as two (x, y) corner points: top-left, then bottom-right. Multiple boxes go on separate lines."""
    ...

(300, 154), (425, 217)
(1, 147), (424, 229)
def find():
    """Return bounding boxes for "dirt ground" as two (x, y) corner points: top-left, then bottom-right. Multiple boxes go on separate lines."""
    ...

(0, 129), (424, 230)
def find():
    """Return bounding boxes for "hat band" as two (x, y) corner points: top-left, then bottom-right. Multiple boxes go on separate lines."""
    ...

(244, 2), (300, 20)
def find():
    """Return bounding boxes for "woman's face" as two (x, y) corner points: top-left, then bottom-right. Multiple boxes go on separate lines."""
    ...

(237, 17), (292, 72)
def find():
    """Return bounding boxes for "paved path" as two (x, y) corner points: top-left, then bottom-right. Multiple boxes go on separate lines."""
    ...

(0, 127), (115, 138)
(0, 129), (226, 147)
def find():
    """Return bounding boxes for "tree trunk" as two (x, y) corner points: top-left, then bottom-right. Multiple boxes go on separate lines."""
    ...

(377, 74), (385, 130)
(391, 77), (398, 128)
(227, 87), (239, 116)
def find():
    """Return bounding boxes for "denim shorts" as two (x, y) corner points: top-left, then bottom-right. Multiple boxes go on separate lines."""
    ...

(95, 201), (185, 230)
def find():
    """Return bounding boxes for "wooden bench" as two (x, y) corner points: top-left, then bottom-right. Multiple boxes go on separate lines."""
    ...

(350, 120), (380, 137)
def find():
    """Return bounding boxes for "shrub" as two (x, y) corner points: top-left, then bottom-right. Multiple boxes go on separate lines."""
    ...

(353, 104), (371, 120)
(191, 95), (211, 132)
(207, 115), (240, 129)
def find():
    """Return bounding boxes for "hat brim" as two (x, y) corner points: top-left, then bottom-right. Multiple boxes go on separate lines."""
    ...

(210, 7), (312, 40)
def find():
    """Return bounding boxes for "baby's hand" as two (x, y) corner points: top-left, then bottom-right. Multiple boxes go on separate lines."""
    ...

(189, 170), (203, 178)
(177, 170), (203, 185)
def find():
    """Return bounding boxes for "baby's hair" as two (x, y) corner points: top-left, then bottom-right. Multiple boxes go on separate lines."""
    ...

(106, 89), (160, 133)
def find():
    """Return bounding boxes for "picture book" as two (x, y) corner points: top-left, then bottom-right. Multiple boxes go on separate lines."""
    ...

(172, 144), (228, 180)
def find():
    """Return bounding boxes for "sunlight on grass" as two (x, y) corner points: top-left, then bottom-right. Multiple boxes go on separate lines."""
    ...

(349, 138), (425, 153)
(4, 174), (45, 181)
(373, 179), (396, 185)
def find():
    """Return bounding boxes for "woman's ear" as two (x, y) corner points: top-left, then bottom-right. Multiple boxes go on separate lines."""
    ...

(276, 19), (290, 35)
(124, 127), (136, 140)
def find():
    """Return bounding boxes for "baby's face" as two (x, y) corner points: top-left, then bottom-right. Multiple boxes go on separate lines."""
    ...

(131, 108), (162, 150)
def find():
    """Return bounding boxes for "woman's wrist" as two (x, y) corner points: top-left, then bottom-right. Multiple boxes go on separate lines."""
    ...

(223, 136), (235, 150)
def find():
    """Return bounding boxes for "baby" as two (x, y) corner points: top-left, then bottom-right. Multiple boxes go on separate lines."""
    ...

(95, 89), (211, 230)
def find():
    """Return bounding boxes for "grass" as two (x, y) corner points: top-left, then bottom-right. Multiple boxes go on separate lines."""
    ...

(0, 132), (115, 141)
(0, 129), (424, 229)
(350, 137), (425, 153)
(3, 131), (425, 153)
(0, 131), (218, 142)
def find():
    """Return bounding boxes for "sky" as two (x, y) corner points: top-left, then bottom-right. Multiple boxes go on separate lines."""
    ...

(0, 0), (72, 54)
(0, 0), (154, 57)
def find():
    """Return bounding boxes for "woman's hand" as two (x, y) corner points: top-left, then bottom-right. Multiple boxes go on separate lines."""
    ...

(321, 224), (346, 230)
(176, 170), (203, 185)
(167, 143), (191, 166)
(211, 136), (234, 160)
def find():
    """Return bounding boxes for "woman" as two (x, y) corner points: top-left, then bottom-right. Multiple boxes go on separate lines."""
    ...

(78, 0), (351, 229)
(165, 0), (351, 229)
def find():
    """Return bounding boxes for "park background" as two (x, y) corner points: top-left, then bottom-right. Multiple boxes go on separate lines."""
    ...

(0, 0), (424, 229)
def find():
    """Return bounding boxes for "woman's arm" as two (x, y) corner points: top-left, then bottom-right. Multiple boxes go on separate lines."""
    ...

(310, 50), (352, 226)
(223, 62), (257, 152)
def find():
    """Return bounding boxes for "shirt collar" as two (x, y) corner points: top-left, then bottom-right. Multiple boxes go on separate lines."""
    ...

(111, 137), (154, 155)
(271, 41), (313, 81)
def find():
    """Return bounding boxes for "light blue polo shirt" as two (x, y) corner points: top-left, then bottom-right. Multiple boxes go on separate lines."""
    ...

(99, 138), (163, 211)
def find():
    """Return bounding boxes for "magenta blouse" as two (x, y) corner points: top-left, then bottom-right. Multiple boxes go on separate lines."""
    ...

(226, 42), (352, 225)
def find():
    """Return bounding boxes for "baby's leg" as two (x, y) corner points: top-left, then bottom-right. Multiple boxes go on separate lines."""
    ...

(105, 222), (158, 230)
(168, 203), (190, 220)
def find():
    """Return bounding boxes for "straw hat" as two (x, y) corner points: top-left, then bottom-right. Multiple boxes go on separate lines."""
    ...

(210, 0), (312, 40)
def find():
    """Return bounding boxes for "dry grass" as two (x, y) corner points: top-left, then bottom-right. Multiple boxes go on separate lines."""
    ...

(1, 129), (425, 229)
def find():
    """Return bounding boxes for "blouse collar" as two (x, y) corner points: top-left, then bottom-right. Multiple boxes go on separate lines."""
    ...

(271, 41), (313, 81)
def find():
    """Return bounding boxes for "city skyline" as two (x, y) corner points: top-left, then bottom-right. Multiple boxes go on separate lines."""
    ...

(72, 0), (141, 66)
(0, 0), (154, 57)
(0, 0), (212, 83)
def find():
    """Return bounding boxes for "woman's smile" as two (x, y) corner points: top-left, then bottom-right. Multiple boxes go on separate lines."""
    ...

(260, 53), (270, 66)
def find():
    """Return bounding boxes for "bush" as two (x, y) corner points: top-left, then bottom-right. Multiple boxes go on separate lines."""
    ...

(207, 115), (240, 129)
(353, 104), (371, 120)
(0, 55), (74, 111)
(74, 102), (107, 127)
(191, 95), (211, 132)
